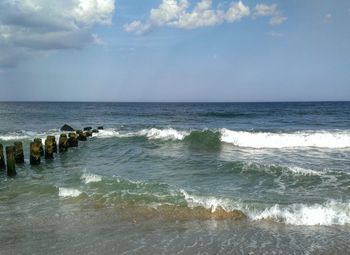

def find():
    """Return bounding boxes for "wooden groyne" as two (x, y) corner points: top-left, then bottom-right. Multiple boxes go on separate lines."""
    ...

(0, 125), (102, 177)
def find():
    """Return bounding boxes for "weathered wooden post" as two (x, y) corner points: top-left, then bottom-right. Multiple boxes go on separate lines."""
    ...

(0, 144), (6, 170)
(6, 146), (16, 176)
(47, 136), (57, 153)
(59, 134), (68, 153)
(30, 141), (41, 165)
(77, 131), (87, 141)
(85, 130), (93, 137)
(34, 138), (44, 156)
(68, 133), (78, 147)
(45, 137), (54, 160)
(14, 141), (25, 164)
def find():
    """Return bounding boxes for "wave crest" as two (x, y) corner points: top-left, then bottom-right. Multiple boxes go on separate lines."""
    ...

(220, 128), (350, 148)
(251, 201), (350, 226)
(137, 128), (188, 141)
(81, 173), (102, 184)
(58, 188), (82, 198)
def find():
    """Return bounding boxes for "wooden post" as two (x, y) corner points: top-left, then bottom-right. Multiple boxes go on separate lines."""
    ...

(77, 131), (87, 141)
(59, 134), (68, 153)
(30, 142), (41, 165)
(6, 146), (16, 176)
(85, 131), (92, 137)
(34, 138), (44, 156)
(0, 144), (6, 170)
(14, 141), (25, 164)
(45, 137), (54, 160)
(68, 133), (78, 147)
(47, 136), (57, 153)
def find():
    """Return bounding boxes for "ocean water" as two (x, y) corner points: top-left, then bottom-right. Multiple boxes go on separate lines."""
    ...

(0, 102), (350, 254)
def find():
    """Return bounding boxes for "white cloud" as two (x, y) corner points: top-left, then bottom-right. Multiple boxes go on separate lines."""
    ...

(123, 20), (151, 34)
(253, 3), (287, 25)
(73, 0), (115, 25)
(150, 0), (189, 26)
(174, 0), (224, 29)
(0, 0), (115, 68)
(225, 1), (250, 23)
(124, 0), (251, 34)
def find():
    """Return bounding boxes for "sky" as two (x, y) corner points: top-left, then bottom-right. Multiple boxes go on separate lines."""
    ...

(0, 0), (349, 102)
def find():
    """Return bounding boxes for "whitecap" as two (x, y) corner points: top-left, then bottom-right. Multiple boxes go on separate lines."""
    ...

(58, 187), (82, 198)
(81, 173), (102, 184)
(92, 128), (124, 138)
(286, 166), (323, 176)
(137, 128), (189, 141)
(220, 128), (350, 148)
(180, 189), (241, 213)
(250, 200), (350, 226)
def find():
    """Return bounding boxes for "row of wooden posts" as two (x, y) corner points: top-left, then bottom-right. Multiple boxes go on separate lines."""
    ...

(0, 126), (103, 177)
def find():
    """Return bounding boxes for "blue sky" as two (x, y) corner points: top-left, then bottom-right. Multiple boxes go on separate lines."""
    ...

(0, 0), (349, 102)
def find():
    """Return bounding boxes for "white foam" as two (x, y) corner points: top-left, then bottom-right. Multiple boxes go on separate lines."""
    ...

(180, 190), (350, 226)
(93, 129), (123, 138)
(0, 130), (61, 141)
(137, 128), (189, 141)
(250, 200), (350, 226)
(0, 134), (29, 141)
(220, 128), (350, 148)
(286, 166), (322, 176)
(0, 130), (37, 141)
(180, 189), (240, 213)
(81, 173), (102, 184)
(58, 188), (82, 198)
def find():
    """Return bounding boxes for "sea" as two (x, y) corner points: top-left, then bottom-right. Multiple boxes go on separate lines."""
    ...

(0, 102), (350, 255)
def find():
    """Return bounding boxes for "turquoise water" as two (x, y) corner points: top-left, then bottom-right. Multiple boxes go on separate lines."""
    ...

(1, 102), (350, 254)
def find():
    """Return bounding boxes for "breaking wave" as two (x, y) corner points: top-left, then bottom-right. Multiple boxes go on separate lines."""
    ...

(250, 200), (350, 226)
(58, 187), (82, 198)
(181, 190), (350, 226)
(55, 174), (350, 226)
(94, 128), (350, 148)
(2, 127), (350, 149)
(220, 128), (350, 148)
(81, 173), (102, 184)
(137, 128), (188, 141)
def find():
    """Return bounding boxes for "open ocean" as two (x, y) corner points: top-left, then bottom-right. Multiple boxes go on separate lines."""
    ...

(1, 101), (350, 255)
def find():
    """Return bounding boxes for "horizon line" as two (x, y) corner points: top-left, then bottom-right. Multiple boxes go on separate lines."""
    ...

(0, 100), (349, 104)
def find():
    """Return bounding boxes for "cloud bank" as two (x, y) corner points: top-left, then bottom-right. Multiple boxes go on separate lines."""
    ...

(124, 0), (286, 34)
(0, 0), (115, 67)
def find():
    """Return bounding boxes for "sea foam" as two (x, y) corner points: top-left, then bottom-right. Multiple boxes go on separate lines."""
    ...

(286, 166), (323, 176)
(137, 128), (189, 141)
(58, 187), (82, 198)
(81, 173), (102, 184)
(220, 128), (350, 148)
(180, 190), (350, 226)
(180, 189), (241, 213)
(250, 200), (350, 226)
(93, 129), (123, 138)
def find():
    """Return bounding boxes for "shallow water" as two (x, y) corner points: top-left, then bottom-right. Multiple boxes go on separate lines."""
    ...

(0, 102), (350, 254)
